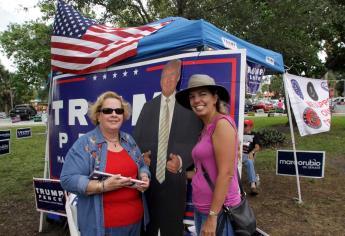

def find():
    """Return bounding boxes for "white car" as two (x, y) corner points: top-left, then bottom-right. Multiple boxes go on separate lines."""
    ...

(331, 97), (345, 113)
(0, 112), (7, 119)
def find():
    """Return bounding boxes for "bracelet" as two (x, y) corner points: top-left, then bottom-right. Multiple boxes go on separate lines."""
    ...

(209, 210), (218, 216)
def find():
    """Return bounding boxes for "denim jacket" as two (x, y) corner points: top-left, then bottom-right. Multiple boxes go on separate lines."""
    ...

(60, 126), (150, 236)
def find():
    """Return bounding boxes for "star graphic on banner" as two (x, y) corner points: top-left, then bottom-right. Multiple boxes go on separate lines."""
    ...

(133, 69), (139, 76)
(102, 74), (107, 80)
(93, 75), (97, 81)
(123, 70), (128, 77)
(113, 72), (117, 78)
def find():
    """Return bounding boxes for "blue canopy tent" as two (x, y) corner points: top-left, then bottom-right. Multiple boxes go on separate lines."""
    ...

(122, 17), (284, 74)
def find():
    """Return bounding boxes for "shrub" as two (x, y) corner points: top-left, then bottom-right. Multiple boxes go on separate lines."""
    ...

(257, 128), (286, 148)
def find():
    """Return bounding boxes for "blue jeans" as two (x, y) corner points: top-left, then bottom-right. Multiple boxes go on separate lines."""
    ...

(194, 208), (234, 236)
(242, 153), (257, 184)
(104, 220), (141, 236)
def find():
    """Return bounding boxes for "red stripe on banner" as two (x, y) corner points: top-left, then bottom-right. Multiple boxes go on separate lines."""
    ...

(56, 77), (86, 84)
(52, 49), (137, 75)
(183, 58), (234, 65)
(230, 60), (237, 118)
(184, 212), (194, 217)
(51, 42), (97, 54)
(146, 58), (235, 72)
(146, 58), (238, 118)
(146, 65), (164, 72)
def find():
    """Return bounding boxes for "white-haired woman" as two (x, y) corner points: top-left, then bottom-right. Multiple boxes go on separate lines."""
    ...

(61, 91), (150, 236)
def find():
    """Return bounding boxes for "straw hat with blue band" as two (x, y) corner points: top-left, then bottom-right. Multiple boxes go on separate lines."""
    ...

(175, 74), (230, 110)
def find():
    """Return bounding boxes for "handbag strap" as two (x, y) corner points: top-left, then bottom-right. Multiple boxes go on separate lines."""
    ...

(201, 164), (245, 196)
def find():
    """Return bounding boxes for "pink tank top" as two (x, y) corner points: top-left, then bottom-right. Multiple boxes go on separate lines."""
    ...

(191, 114), (241, 213)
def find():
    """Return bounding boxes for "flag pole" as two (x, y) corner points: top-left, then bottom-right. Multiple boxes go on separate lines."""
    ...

(283, 73), (302, 204)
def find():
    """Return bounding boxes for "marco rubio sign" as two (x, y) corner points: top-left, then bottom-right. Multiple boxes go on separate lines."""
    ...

(276, 150), (325, 178)
(16, 128), (32, 139)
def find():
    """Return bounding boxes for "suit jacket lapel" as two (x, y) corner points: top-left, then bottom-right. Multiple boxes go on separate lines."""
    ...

(152, 95), (162, 144)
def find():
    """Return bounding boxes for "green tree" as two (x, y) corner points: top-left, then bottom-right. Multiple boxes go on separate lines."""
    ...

(270, 75), (284, 99)
(261, 84), (270, 94)
(58, 0), (338, 78)
(321, 0), (345, 73)
(0, 63), (33, 113)
(0, 21), (51, 93)
(1, 0), (342, 103)
(0, 63), (11, 113)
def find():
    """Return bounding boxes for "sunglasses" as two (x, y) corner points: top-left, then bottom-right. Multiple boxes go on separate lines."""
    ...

(99, 108), (124, 115)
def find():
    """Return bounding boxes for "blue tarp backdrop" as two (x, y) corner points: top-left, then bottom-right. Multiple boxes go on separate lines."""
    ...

(121, 17), (284, 74)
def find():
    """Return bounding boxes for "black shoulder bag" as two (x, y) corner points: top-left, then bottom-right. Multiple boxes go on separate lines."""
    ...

(201, 164), (256, 236)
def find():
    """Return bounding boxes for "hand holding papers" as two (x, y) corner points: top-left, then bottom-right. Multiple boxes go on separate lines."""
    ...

(89, 170), (147, 190)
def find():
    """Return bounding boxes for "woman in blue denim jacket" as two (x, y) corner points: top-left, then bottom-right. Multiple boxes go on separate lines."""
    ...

(60, 91), (150, 236)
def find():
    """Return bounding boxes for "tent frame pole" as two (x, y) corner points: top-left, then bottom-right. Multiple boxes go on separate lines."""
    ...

(283, 73), (302, 204)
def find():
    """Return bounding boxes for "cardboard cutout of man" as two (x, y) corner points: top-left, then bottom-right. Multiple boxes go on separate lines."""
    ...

(133, 59), (202, 236)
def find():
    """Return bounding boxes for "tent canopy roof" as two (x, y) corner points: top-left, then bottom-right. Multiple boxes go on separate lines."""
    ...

(125, 17), (284, 73)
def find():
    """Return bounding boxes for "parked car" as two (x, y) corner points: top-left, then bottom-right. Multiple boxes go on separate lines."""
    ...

(331, 97), (345, 113)
(330, 97), (345, 111)
(0, 112), (7, 119)
(252, 100), (274, 112)
(244, 99), (254, 113)
(9, 104), (37, 120)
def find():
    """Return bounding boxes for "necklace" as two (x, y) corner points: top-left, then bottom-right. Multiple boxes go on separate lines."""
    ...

(104, 137), (120, 148)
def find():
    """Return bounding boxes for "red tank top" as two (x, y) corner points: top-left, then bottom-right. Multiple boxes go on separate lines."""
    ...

(103, 149), (143, 228)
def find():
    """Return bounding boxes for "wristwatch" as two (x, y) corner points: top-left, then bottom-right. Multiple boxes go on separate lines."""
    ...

(209, 210), (218, 216)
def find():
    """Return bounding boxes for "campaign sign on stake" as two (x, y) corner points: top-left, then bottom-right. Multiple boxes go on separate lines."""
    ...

(0, 140), (10, 156)
(0, 130), (11, 141)
(16, 128), (32, 139)
(33, 178), (66, 216)
(276, 150), (325, 178)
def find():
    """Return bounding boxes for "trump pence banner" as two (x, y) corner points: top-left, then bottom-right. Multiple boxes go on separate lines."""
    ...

(283, 73), (331, 136)
(246, 62), (265, 95)
(49, 50), (246, 178)
(33, 178), (66, 216)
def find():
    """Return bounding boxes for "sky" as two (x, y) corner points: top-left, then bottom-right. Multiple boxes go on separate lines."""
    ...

(0, 0), (42, 72)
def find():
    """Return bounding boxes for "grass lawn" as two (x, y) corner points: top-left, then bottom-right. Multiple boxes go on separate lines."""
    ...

(0, 116), (344, 235)
(0, 125), (46, 200)
(0, 125), (47, 234)
(245, 115), (345, 235)
(248, 115), (345, 168)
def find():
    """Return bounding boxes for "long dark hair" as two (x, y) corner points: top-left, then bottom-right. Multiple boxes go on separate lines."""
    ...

(208, 87), (228, 115)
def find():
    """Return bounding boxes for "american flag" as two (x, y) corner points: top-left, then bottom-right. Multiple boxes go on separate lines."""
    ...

(51, 0), (170, 74)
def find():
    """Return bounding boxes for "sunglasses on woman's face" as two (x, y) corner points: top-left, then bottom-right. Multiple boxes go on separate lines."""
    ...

(99, 108), (124, 115)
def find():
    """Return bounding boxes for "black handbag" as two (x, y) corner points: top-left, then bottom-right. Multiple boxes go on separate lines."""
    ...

(201, 165), (256, 236)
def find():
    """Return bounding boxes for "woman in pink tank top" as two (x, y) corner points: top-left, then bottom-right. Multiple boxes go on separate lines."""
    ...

(176, 74), (241, 236)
